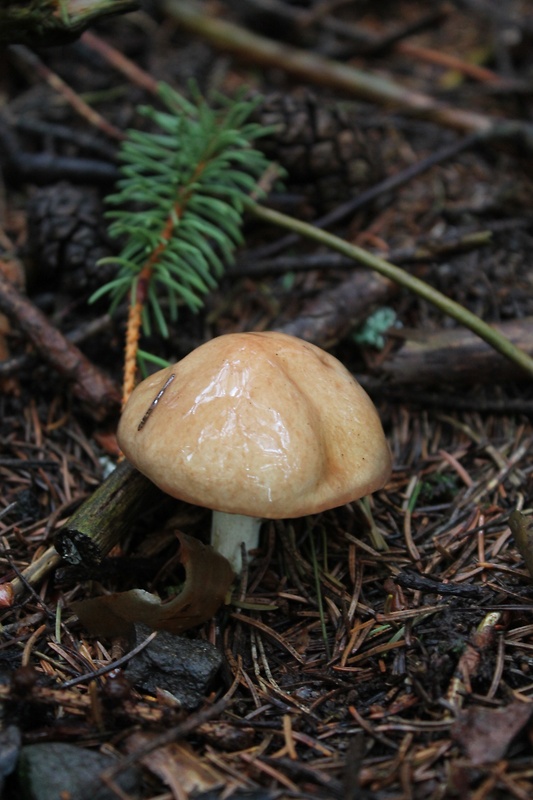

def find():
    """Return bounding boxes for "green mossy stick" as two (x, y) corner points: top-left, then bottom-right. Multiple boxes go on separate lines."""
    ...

(54, 459), (161, 568)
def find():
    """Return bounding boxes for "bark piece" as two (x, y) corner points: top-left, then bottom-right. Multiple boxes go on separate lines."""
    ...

(382, 318), (533, 386)
(275, 269), (396, 347)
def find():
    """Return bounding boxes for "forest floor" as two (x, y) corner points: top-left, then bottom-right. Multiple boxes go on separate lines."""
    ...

(2, 1), (533, 798)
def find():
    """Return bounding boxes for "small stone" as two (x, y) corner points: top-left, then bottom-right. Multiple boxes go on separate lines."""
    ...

(0, 725), (21, 793)
(16, 742), (140, 800)
(126, 625), (222, 710)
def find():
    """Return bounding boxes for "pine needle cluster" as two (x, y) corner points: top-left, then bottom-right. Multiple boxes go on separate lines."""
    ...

(91, 83), (276, 338)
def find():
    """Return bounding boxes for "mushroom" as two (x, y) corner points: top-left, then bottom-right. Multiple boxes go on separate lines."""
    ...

(117, 331), (391, 571)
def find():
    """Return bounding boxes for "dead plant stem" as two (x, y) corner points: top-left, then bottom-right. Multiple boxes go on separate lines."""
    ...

(250, 203), (533, 380)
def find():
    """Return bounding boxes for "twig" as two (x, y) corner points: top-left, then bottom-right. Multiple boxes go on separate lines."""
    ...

(0, 271), (121, 420)
(59, 630), (159, 689)
(1, 151), (118, 185)
(81, 30), (159, 95)
(0, 314), (114, 378)
(321, 4), (450, 55)
(247, 130), (482, 261)
(14, 117), (117, 160)
(394, 41), (508, 86)
(101, 672), (241, 783)
(250, 202), (533, 380)
(122, 300), (143, 408)
(1, 464), (162, 605)
(1, 111), (118, 184)
(9, 46), (124, 141)
(0, 545), (62, 606)
(395, 570), (488, 598)
(162, 0), (493, 134)
(233, 228), (492, 276)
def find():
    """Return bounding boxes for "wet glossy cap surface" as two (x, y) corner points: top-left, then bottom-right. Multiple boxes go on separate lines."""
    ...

(118, 332), (391, 517)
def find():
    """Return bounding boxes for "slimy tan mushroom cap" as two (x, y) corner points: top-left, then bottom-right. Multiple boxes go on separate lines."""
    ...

(118, 332), (391, 518)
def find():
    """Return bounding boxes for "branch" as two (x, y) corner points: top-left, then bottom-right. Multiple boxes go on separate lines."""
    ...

(1, 0), (138, 46)
(250, 202), (533, 380)
(162, 0), (493, 135)
(0, 271), (121, 420)
(0, 461), (161, 605)
(9, 46), (124, 141)
(54, 459), (163, 569)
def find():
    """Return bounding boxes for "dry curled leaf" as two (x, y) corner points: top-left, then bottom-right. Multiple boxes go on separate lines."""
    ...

(125, 732), (224, 800)
(72, 532), (234, 636)
(509, 510), (533, 581)
(451, 700), (533, 766)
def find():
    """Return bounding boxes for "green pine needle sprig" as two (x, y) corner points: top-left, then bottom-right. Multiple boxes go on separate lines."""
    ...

(90, 82), (279, 336)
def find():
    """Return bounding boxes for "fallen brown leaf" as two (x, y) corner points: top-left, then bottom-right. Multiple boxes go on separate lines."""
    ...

(451, 700), (533, 766)
(125, 732), (224, 800)
(72, 532), (234, 636)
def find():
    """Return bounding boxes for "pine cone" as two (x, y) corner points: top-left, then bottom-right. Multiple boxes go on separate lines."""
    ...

(256, 92), (381, 212)
(26, 182), (116, 294)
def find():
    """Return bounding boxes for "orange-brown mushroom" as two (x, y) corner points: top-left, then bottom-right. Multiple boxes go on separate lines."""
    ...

(118, 332), (391, 570)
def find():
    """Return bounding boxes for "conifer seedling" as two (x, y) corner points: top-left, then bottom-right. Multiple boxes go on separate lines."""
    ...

(90, 82), (278, 405)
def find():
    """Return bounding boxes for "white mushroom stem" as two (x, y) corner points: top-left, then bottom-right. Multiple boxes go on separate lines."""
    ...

(211, 511), (263, 573)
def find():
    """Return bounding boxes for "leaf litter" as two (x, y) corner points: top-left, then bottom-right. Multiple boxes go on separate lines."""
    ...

(3, 1), (533, 798)
(2, 391), (533, 798)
